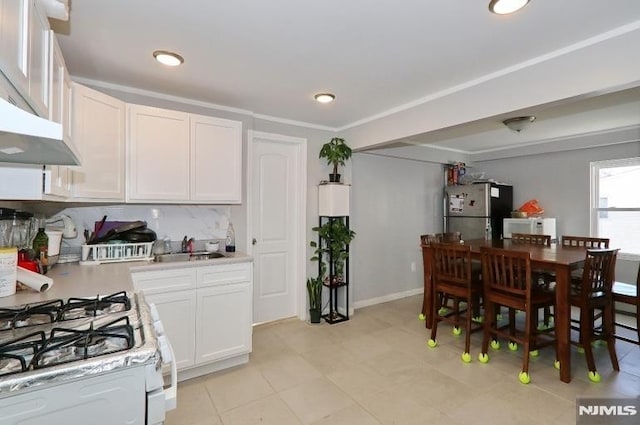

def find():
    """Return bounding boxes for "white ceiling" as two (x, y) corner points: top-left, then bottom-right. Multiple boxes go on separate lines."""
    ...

(53, 0), (640, 147)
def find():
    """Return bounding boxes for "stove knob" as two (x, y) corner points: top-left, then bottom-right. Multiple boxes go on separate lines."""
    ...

(153, 320), (165, 336)
(157, 335), (173, 364)
(149, 303), (160, 322)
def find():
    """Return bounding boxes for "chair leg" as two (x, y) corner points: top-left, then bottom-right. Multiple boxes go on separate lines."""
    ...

(636, 304), (640, 343)
(481, 301), (495, 354)
(464, 298), (473, 355)
(581, 308), (598, 375)
(429, 291), (441, 344)
(603, 303), (620, 371)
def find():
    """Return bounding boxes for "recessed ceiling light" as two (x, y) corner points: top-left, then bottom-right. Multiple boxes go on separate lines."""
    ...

(488, 0), (530, 15)
(153, 50), (184, 67)
(314, 93), (335, 104)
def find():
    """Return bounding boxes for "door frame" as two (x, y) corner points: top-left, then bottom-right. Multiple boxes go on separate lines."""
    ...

(247, 130), (307, 321)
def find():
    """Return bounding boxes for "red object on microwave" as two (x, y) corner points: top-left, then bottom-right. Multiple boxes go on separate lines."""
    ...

(518, 199), (545, 216)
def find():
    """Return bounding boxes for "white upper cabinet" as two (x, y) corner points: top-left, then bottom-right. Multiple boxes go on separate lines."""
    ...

(71, 83), (126, 201)
(44, 32), (71, 198)
(127, 105), (243, 203)
(0, 0), (29, 97)
(27, 0), (49, 117)
(127, 104), (191, 202)
(190, 114), (242, 203)
(0, 0), (50, 118)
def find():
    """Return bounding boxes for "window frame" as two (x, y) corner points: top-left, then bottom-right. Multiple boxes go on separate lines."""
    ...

(590, 156), (640, 261)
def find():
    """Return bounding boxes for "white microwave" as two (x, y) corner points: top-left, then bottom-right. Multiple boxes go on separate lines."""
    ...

(503, 218), (556, 241)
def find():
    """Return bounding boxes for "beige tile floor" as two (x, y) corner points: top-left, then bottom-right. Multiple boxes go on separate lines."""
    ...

(166, 295), (640, 425)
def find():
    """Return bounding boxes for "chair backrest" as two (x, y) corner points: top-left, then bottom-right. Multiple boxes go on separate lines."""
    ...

(432, 242), (472, 288)
(511, 233), (551, 247)
(480, 247), (532, 298)
(578, 249), (618, 298)
(561, 235), (609, 249)
(420, 232), (461, 246)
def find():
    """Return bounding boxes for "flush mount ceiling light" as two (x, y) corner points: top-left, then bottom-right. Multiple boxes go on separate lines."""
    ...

(153, 50), (184, 67)
(489, 0), (530, 15)
(502, 116), (536, 132)
(314, 93), (335, 104)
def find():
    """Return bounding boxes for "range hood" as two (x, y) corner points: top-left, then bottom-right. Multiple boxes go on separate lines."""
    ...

(0, 79), (80, 166)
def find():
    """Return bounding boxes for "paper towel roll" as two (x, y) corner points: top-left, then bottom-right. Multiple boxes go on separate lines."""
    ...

(17, 266), (54, 292)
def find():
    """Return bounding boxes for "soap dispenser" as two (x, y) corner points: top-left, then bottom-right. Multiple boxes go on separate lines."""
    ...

(225, 222), (236, 252)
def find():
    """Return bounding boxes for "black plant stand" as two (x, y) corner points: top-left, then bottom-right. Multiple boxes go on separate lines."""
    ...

(318, 215), (350, 324)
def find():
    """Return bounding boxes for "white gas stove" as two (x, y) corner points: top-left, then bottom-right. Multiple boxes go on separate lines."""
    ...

(0, 291), (176, 424)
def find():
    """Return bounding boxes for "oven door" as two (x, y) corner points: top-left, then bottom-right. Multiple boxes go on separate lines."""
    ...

(146, 304), (178, 424)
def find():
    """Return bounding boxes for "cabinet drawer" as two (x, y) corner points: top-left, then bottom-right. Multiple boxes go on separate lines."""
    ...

(197, 263), (251, 288)
(131, 268), (197, 294)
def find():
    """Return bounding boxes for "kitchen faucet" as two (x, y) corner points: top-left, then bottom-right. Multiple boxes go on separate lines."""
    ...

(181, 236), (195, 253)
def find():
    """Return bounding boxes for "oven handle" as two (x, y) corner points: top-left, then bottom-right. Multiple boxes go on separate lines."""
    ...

(164, 335), (178, 411)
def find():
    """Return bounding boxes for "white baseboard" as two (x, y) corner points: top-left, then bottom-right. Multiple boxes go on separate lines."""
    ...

(353, 287), (423, 310)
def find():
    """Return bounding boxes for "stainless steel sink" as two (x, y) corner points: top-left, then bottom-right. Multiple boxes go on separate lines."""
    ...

(154, 251), (226, 263)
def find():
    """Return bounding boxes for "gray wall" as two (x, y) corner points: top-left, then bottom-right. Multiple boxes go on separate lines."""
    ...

(351, 153), (443, 305)
(474, 140), (640, 282)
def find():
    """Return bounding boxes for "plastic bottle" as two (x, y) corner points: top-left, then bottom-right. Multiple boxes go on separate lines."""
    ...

(485, 221), (493, 241)
(32, 227), (49, 274)
(225, 222), (236, 253)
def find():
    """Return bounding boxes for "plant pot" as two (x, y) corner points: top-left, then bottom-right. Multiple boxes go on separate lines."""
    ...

(309, 309), (322, 323)
(328, 173), (341, 183)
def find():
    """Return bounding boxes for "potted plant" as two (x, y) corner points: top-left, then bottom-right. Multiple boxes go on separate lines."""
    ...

(319, 137), (352, 183)
(306, 277), (322, 323)
(311, 218), (356, 286)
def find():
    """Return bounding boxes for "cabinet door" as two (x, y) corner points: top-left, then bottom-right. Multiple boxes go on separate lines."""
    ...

(0, 0), (29, 98)
(127, 105), (190, 202)
(190, 114), (242, 203)
(195, 282), (252, 364)
(145, 290), (197, 371)
(71, 83), (126, 201)
(27, 0), (49, 117)
(44, 32), (69, 198)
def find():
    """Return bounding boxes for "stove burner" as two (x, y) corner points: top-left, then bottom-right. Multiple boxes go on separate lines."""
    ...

(33, 316), (134, 369)
(0, 332), (46, 377)
(84, 300), (114, 314)
(73, 336), (107, 357)
(0, 300), (63, 331)
(58, 292), (131, 321)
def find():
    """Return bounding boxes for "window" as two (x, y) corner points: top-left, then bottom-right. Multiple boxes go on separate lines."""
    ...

(590, 157), (640, 259)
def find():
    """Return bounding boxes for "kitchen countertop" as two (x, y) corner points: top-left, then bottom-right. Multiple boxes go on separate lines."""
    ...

(0, 252), (252, 307)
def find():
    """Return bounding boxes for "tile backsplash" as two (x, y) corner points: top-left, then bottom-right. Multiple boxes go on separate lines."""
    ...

(54, 204), (231, 248)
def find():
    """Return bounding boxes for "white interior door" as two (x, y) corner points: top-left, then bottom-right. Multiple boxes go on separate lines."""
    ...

(249, 131), (306, 324)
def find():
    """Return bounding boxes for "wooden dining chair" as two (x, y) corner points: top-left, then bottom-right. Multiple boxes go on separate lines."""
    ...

(561, 236), (609, 249)
(478, 247), (556, 384)
(612, 264), (640, 345)
(419, 233), (463, 322)
(569, 248), (619, 382)
(511, 233), (554, 327)
(511, 233), (551, 247)
(427, 243), (483, 363)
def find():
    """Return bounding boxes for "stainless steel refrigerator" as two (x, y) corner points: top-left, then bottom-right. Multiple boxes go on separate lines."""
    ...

(444, 182), (513, 240)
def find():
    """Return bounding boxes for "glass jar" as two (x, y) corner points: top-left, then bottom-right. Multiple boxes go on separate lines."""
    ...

(0, 208), (15, 247)
(10, 211), (34, 249)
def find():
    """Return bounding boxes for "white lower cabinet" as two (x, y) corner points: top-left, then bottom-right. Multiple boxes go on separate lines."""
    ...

(196, 281), (252, 364)
(131, 261), (253, 379)
(145, 290), (197, 371)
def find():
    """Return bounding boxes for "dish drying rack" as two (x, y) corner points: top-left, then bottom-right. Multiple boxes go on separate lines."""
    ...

(80, 242), (155, 265)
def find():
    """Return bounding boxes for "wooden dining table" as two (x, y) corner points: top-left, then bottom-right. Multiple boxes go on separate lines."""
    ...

(421, 238), (587, 383)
